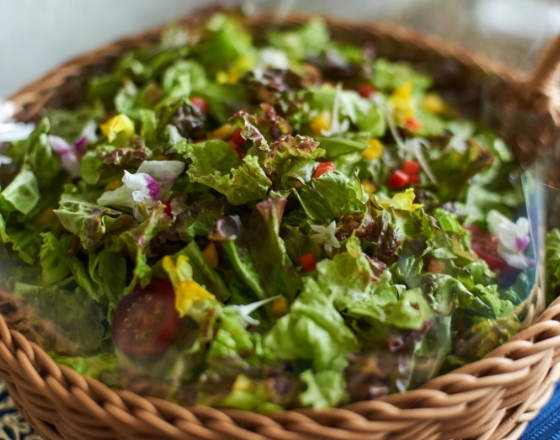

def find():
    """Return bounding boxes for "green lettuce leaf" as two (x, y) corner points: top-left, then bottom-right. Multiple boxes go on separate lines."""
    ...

(299, 369), (348, 409)
(268, 18), (330, 61)
(40, 233), (72, 286)
(0, 168), (40, 215)
(54, 195), (137, 251)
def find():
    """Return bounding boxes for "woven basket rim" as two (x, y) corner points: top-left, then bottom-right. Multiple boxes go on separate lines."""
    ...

(2, 10), (560, 440)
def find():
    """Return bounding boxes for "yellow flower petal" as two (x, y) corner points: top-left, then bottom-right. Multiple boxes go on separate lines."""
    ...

(202, 242), (219, 269)
(421, 93), (447, 115)
(310, 111), (332, 136)
(100, 114), (135, 142)
(379, 188), (423, 211)
(361, 180), (377, 194)
(363, 139), (384, 160)
(175, 279), (215, 318)
(388, 81), (415, 124)
(162, 255), (193, 291)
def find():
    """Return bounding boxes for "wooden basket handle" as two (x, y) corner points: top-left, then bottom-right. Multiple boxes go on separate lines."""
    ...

(528, 33), (560, 122)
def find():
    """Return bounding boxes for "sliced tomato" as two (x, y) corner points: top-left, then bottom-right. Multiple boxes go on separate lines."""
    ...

(190, 96), (208, 115)
(357, 84), (376, 98)
(299, 253), (317, 272)
(162, 200), (173, 218)
(401, 160), (421, 177)
(314, 162), (336, 179)
(388, 170), (410, 189)
(112, 279), (180, 359)
(230, 128), (245, 146)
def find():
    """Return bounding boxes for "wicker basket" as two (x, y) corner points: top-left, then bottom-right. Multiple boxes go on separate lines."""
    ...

(2, 10), (560, 440)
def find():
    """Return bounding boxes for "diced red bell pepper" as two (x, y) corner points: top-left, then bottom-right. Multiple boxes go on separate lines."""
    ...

(313, 162), (336, 179)
(162, 200), (173, 219)
(428, 259), (446, 274)
(299, 253), (317, 272)
(401, 160), (421, 177)
(404, 117), (422, 131)
(228, 140), (246, 158)
(388, 170), (410, 189)
(191, 96), (208, 115)
(230, 128), (245, 146)
(357, 84), (376, 98)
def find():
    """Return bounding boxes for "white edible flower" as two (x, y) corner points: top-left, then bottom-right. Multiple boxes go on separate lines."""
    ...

(228, 295), (280, 328)
(0, 100), (35, 142)
(74, 121), (98, 155)
(487, 210), (533, 270)
(258, 48), (290, 70)
(0, 154), (12, 165)
(49, 135), (81, 178)
(97, 160), (185, 221)
(310, 221), (341, 254)
(321, 84), (350, 137)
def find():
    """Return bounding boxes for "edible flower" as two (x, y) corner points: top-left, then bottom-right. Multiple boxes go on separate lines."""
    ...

(74, 121), (98, 155)
(49, 136), (81, 178)
(487, 210), (533, 270)
(310, 221), (341, 254)
(97, 160), (185, 220)
(0, 100), (35, 143)
(162, 255), (216, 318)
(379, 188), (423, 211)
(388, 81), (415, 125)
(227, 295), (280, 328)
(100, 114), (135, 142)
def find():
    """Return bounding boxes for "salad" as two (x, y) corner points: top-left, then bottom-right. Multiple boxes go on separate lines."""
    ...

(0, 10), (555, 412)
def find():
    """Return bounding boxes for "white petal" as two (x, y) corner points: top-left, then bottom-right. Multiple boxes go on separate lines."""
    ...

(0, 122), (35, 142)
(0, 101), (15, 124)
(137, 160), (185, 194)
(487, 210), (519, 253)
(310, 234), (326, 245)
(259, 48), (290, 69)
(498, 247), (534, 270)
(0, 154), (12, 165)
(97, 185), (135, 210)
(310, 225), (327, 232)
(81, 121), (98, 143)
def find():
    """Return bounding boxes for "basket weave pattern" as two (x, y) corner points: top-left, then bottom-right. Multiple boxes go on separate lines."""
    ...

(2, 12), (560, 440)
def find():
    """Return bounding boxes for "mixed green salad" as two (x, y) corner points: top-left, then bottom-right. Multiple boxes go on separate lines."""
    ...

(0, 10), (554, 411)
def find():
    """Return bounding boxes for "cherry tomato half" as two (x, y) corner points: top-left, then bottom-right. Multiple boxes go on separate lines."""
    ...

(314, 162), (336, 179)
(112, 279), (180, 359)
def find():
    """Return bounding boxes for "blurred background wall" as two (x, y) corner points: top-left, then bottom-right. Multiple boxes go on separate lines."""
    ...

(0, 0), (559, 97)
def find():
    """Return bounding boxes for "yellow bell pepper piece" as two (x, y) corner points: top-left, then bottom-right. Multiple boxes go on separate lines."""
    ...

(388, 81), (415, 124)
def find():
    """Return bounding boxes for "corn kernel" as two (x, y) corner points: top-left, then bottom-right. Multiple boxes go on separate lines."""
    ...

(310, 111), (331, 136)
(104, 179), (124, 191)
(362, 180), (377, 194)
(38, 208), (57, 227)
(421, 93), (447, 115)
(364, 139), (384, 160)
(202, 242), (219, 269)
(232, 375), (254, 393)
(208, 124), (236, 140)
(272, 296), (289, 316)
(152, 154), (168, 161)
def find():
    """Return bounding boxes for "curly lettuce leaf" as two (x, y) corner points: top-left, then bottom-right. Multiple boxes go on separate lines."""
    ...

(299, 369), (348, 410)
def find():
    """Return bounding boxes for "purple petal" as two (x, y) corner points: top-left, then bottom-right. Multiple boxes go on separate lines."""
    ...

(146, 175), (160, 201)
(74, 136), (88, 155)
(515, 235), (530, 251)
